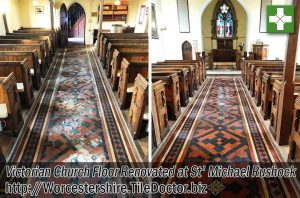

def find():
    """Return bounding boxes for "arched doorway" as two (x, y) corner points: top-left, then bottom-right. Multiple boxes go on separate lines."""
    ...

(182, 41), (193, 60)
(67, 3), (86, 45)
(60, 3), (68, 48)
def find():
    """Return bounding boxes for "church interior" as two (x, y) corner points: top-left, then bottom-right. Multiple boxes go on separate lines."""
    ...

(0, 0), (149, 165)
(151, 0), (300, 196)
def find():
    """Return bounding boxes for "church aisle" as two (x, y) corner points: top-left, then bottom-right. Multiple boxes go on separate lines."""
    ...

(154, 78), (298, 197)
(8, 46), (140, 163)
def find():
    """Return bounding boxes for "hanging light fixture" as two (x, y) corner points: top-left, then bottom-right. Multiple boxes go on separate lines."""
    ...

(115, 0), (121, 5)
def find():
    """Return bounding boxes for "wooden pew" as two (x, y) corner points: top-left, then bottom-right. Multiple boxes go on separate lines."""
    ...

(98, 33), (147, 57)
(5, 33), (54, 58)
(261, 73), (283, 120)
(0, 41), (48, 74)
(152, 73), (181, 120)
(270, 80), (300, 138)
(155, 62), (199, 89)
(117, 59), (148, 109)
(111, 50), (148, 90)
(18, 27), (59, 47)
(161, 60), (206, 84)
(245, 60), (283, 86)
(255, 67), (300, 106)
(105, 39), (148, 63)
(128, 74), (148, 139)
(12, 31), (57, 53)
(152, 64), (195, 97)
(245, 61), (283, 89)
(242, 59), (260, 81)
(0, 36), (51, 64)
(241, 60), (282, 82)
(288, 96), (300, 183)
(0, 59), (34, 108)
(20, 27), (51, 31)
(152, 80), (169, 145)
(0, 51), (41, 90)
(0, 73), (23, 135)
(105, 44), (148, 77)
(260, 73), (300, 119)
(105, 42), (147, 70)
(288, 96), (300, 175)
(152, 69), (189, 107)
(249, 63), (284, 95)
(101, 38), (148, 64)
(255, 69), (283, 106)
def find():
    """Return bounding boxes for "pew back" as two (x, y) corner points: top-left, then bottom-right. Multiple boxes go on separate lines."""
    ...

(0, 59), (34, 107)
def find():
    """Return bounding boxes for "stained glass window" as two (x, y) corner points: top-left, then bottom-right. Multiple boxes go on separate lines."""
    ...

(225, 13), (233, 37)
(216, 3), (233, 38)
(216, 13), (224, 37)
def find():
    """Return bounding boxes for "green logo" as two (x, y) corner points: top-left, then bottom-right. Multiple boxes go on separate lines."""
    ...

(267, 5), (294, 33)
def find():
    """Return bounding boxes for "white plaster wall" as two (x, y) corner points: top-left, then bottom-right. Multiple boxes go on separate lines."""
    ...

(151, 0), (297, 63)
(150, 0), (166, 62)
(0, 0), (21, 34)
(19, 0), (52, 28)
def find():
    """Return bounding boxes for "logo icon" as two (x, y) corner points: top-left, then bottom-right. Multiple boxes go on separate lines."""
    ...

(267, 5), (294, 33)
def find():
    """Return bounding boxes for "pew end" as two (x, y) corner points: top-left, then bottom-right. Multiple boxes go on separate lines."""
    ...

(152, 80), (169, 145)
(118, 59), (148, 109)
(0, 73), (23, 135)
(128, 74), (148, 140)
(0, 59), (34, 108)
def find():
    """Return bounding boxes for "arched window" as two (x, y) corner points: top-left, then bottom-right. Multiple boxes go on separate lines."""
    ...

(216, 3), (233, 38)
(212, 0), (237, 39)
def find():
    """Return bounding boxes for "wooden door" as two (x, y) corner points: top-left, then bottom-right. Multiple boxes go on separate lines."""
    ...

(182, 41), (192, 60)
(60, 4), (68, 48)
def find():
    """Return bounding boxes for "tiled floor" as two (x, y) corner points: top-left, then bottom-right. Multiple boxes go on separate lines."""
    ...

(7, 46), (141, 163)
(154, 77), (298, 197)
